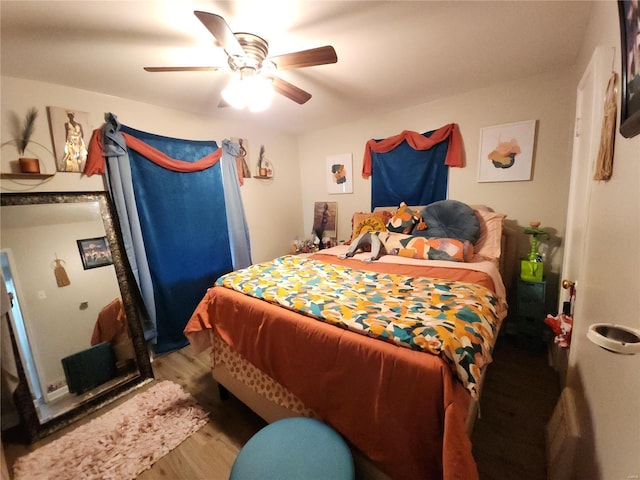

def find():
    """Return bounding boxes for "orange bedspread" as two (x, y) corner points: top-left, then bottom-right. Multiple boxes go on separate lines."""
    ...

(185, 255), (500, 479)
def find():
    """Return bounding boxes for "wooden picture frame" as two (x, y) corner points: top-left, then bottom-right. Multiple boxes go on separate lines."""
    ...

(77, 236), (113, 270)
(477, 120), (537, 183)
(618, 0), (640, 138)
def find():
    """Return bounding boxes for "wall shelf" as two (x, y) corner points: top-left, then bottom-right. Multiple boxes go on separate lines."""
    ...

(1, 173), (55, 179)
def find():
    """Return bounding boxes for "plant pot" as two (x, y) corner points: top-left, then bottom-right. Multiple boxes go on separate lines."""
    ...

(258, 167), (268, 177)
(18, 157), (40, 174)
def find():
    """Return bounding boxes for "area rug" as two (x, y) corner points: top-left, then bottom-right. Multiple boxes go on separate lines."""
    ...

(13, 380), (209, 480)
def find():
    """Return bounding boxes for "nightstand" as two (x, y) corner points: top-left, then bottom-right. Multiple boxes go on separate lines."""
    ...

(516, 279), (547, 349)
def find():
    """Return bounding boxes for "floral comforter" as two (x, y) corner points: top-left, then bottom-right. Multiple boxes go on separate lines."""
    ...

(216, 255), (503, 397)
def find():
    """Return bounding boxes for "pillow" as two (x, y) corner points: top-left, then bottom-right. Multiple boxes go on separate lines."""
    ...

(386, 202), (426, 234)
(348, 212), (390, 243)
(378, 231), (473, 262)
(473, 210), (506, 260)
(415, 200), (480, 243)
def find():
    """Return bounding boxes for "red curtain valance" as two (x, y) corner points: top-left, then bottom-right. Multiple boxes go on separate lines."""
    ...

(361, 123), (464, 178)
(85, 129), (222, 176)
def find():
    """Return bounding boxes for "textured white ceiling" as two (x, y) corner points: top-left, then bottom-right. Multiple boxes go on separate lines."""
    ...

(1, 1), (593, 134)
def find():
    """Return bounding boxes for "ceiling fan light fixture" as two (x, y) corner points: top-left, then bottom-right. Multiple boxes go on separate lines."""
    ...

(221, 76), (247, 109)
(247, 76), (274, 112)
(221, 73), (274, 112)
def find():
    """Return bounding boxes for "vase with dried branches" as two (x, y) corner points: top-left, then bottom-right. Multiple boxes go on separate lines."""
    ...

(257, 145), (268, 177)
(16, 107), (40, 173)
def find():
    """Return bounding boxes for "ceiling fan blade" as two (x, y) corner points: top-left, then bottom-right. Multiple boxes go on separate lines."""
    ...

(194, 11), (246, 59)
(269, 46), (337, 70)
(270, 76), (312, 104)
(144, 66), (220, 72)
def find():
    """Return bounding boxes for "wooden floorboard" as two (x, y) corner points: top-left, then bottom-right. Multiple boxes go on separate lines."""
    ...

(3, 335), (560, 479)
(472, 335), (561, 480)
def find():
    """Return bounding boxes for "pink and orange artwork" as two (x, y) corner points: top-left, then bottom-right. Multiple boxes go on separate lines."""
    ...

(478, 120), (536, 182)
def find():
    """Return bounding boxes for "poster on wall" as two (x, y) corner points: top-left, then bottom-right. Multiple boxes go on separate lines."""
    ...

(312, 201), (337, 241)
(47, 107), (91, 173)
(231, 137), (252, 178)
(326, 153), (353, 194)
(477, 120), (537, 183)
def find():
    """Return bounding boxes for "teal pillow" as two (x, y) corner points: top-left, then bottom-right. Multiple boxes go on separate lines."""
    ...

(415, 200), (480, 244)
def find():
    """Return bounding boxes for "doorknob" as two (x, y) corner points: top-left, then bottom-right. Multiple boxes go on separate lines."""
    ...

(562, 279), (575, 289)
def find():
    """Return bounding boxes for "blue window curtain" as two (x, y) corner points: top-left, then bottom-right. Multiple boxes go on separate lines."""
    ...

(101, 114), (247, 354)
(369, 130), (451, 209)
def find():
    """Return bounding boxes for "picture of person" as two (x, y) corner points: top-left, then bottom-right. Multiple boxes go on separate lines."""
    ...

(61, 111), (88, 172)
(235, 138), (251, 178)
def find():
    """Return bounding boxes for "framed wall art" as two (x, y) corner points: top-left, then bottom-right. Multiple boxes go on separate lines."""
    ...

(47, 107), (91, 172)
(477, 120), (537, 183)
(231, 137), (252, 178)
(77, 236), (113, 270)
(312, 201), (337, 240)
(326, 153), (353, 194)
(618, 0), (640, 138)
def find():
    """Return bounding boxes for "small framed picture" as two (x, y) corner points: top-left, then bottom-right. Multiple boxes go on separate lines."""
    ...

(326, 153), (353, 194)
(312, 201), (338, 239)
(77, 237), (113, 270)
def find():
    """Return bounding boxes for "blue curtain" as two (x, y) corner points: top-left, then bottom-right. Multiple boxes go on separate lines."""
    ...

(120, 125), (233, 354)
(370, 129), (449, 209)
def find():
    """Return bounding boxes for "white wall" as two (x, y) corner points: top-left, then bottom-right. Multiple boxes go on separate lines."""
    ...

(1, 76), (303, 264)
(566, 2), (640, 479)
(2, 217), (121, 394)
(297, 68), (577, 300)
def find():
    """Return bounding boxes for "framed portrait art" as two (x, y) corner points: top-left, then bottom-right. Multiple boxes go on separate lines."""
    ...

(477, 120), (537, 183)
(47, 107), (91, 172)
(618, 0), (640, 138)
(312, 201), (337, 240)
(77, 237), (113, 270)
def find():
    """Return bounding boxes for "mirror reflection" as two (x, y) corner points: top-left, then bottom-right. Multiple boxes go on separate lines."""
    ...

(0, 192), (152, 439)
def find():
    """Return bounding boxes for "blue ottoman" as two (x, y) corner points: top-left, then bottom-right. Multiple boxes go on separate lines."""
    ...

(229, 417), (355, 480)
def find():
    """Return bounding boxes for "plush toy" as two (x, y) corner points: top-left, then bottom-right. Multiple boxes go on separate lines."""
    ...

(544, 313), (573, 348)
(387, 202), (426, 234)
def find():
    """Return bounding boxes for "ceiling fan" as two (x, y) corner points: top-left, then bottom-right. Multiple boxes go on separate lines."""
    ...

(144, 11), (338, 109)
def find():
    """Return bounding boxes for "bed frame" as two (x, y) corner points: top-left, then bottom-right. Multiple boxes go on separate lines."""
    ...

(204, 224), (518, 479)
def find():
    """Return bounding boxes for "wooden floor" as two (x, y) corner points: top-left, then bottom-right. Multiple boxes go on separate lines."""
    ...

(3, 334), (560, 480)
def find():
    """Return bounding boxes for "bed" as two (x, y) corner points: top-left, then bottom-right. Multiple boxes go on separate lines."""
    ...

(185, 201), (515, 480)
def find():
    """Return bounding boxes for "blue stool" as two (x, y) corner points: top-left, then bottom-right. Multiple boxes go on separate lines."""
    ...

(229, 417), (355, 480)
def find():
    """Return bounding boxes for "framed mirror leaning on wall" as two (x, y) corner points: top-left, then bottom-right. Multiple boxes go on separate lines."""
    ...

(0, 191), (153, 442)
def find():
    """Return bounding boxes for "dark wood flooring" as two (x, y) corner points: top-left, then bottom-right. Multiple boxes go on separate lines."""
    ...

(472, 335), (561, 480)
(3, 334), (560, 480)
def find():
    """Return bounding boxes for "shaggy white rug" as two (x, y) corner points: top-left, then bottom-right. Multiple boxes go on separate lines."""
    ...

(13, 380), (209, 480)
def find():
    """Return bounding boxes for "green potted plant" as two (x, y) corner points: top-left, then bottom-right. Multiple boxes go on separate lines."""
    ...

(15, 107), (40, 173)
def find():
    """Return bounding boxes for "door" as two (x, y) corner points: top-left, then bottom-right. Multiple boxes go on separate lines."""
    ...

(558, 46), (614, 381)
